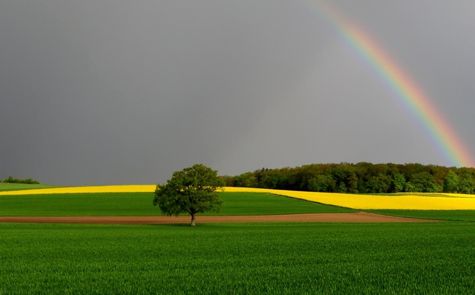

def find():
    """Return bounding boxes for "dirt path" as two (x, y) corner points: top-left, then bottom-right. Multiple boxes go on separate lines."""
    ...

(0, 212), (436, 224)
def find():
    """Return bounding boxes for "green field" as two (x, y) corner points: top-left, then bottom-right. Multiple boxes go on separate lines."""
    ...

(0, 222), (474, 294)
(372, 210), (475, 222)
(1, 190), (475, 293)
(0, 192), (353, 216)
(0, 183), (52, 192)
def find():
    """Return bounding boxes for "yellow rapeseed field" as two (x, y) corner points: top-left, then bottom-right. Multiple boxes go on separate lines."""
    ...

(223, 187), (475, 210)
(1, 185), (475, 210)
(0, 185), (157, 195)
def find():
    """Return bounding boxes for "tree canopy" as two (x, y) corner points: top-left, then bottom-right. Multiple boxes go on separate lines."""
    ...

(222, 163), (475, 194)
(153, 164), (224, 226)
(1, 177), (40, 184)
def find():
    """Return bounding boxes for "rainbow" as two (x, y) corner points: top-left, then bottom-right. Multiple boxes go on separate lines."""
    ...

(309, 0), (473, 167)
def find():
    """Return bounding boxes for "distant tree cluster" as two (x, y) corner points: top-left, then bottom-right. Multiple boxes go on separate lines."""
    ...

(222, 163), (475, 194)
(1, 176), (40, 184)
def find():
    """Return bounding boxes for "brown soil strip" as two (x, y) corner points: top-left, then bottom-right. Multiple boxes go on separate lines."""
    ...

(0, 212), (436, 224)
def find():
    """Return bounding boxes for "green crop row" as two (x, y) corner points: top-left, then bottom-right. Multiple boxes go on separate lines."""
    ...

(0, 192), (353, 216)
(0, 183), (52, 192)
(0, 222), (474, 294)
(372, 210), (475, 222)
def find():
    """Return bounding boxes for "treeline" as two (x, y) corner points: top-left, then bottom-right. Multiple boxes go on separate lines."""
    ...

(1, 176), (40, 184)
(222, 163), (475, 194)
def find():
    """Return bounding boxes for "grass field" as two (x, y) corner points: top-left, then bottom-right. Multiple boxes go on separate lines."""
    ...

(372, 210), (475, 222)
(0, 192), (353, 216)
(3, 185), (475, 210)
(0, 183), (52, 192)
(1, 186), (475, 293)
(0, 222), (474, 294)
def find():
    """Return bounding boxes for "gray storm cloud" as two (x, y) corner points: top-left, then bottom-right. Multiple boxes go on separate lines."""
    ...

(1, 0), (474, 185)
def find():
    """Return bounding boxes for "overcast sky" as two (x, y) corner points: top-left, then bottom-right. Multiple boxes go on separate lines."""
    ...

(1, 0), (474, 185)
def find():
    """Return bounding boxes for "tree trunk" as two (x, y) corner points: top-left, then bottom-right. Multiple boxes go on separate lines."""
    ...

(190, 213), (196, 227)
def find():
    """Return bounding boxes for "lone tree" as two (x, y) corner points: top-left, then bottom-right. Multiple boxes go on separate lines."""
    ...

(153, 164), (225, 226)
